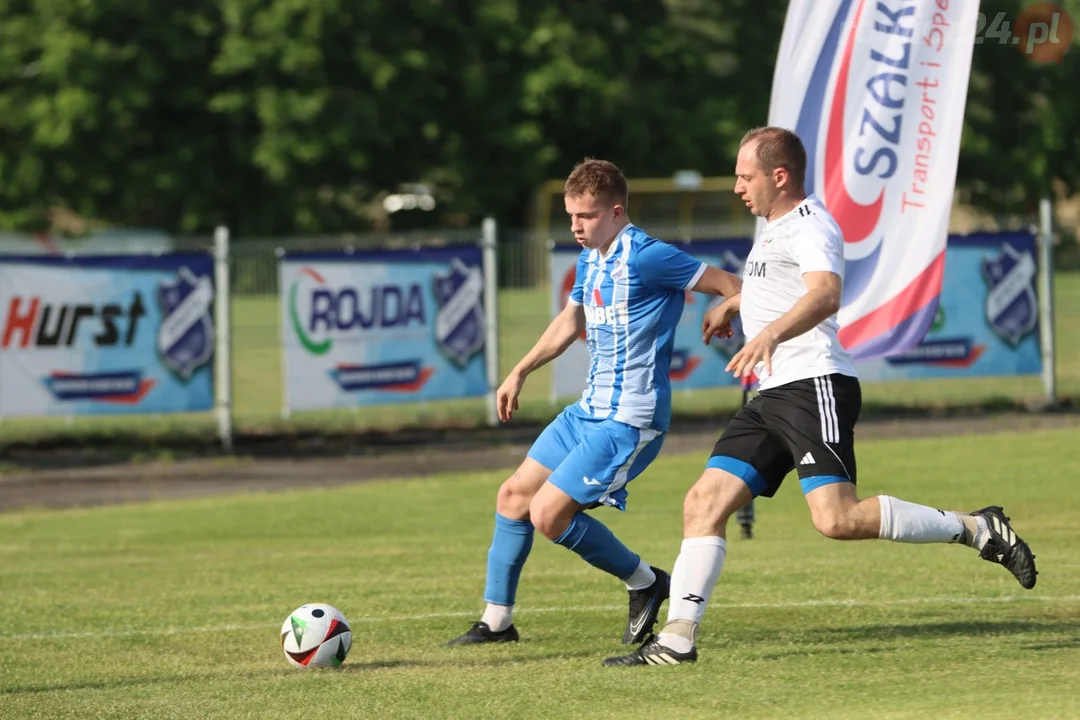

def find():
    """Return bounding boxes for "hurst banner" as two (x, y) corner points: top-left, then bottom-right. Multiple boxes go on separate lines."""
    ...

(0, 253), (216, 416)
(549, 233), (1041, 399)
(279, 247), (490, 412)
(767, 0), (981, 361)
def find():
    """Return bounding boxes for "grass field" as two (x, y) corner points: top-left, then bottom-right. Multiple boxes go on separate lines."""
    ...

(2, 427), (1079, 718)
(1, 272), (1077, 449)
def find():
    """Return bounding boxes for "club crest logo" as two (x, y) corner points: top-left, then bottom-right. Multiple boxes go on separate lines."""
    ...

(981, 243), (1038, 347)
(433, 258), (485, 367)
(157, 267), (215, 380)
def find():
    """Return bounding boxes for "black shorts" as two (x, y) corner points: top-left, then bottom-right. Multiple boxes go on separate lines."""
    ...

(709, 373), (861, 497)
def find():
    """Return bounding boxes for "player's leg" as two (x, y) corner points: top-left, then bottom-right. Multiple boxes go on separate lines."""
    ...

(804, 483), (1037, 589)
(603, 405), (792, 666)
(792, 375), (1036, 589)
(530, 417), (670, 643)
(448, 409), (578, 646)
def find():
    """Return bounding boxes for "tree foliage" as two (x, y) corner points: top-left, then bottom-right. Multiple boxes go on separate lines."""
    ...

(0, 0), (1076, 235)
(958, 0), (1080, 216)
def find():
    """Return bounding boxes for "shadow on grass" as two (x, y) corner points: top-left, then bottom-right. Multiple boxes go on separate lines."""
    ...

(1, 396), (1076, 472)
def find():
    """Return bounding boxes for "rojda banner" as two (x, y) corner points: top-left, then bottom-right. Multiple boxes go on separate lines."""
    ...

(0, 254), (216, 416)
(765, 0), (981, 361)
(279, 248), (489, 412)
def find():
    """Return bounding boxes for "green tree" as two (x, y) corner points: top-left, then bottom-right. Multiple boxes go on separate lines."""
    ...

(0, 0), (258, 233)
(957, 0), (1080, 217)
(0, 0), (1076, 237)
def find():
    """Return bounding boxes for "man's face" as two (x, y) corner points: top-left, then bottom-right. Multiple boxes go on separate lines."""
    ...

(565, 192), (625, 250)
(734, 142), (781, 218)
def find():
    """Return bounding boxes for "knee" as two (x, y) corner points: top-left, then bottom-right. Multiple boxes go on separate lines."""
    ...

(496, 478), (532, 520)
(527, 498), (565, 541)
(812, 508), (859, 540)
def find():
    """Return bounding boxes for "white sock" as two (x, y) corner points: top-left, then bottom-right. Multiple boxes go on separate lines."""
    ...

(971, 515), (990, 550)
(658, 537), (726, 653)
(877, 496), (964, 543)
(481, 603), (513, 632)
(624, 559), (657, 591)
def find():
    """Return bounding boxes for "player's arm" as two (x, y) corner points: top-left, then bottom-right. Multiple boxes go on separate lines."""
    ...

(758, 271), (841, 345)
(495, 300), (585, 422)
(689, 265), (743, 298)
(637, 241), (727, 295)
(511, 301), (586, 377)
(726, 226), (844, 378)
(702, 292), (741, 343)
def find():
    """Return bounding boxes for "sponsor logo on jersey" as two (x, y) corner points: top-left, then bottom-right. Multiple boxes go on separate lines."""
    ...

(584, 301), (629, 326)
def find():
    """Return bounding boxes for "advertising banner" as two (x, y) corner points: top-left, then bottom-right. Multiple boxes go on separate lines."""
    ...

(280, 247), (489, 412)
(855, 231), (1042, 381)
(0, 253), (216, 416)
(549, 232), (1041, 400)
(767, 0), (981, 361)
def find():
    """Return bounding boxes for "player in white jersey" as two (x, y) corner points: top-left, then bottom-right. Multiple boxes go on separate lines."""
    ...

(448, 159), (743, 647)
(604, 127), (1038, 667)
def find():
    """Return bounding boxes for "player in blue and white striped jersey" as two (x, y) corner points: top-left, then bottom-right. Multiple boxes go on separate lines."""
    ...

(448, 159), (742, 648)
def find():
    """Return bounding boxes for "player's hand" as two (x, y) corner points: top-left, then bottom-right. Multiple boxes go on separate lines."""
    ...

(702, 299), (738, 344)
(496, 370), (526, 422)
(726, 329), (779, 379)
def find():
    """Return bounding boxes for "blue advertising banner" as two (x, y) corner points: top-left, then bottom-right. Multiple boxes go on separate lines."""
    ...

(0, 253), (216, 416)
(855, 232), (1042, 382)
(279, 247), (489, 411)
(550, 232), (1041, 398)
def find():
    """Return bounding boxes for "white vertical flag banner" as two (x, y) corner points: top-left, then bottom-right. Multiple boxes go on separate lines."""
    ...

(765, 0), (981, 361)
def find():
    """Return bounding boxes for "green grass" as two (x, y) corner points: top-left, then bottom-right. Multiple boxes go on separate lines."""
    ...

(1, 273), (1077, 449)
(2, 428), (1079, 718)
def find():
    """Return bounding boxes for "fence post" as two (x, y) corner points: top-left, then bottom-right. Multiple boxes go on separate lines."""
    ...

(482, 216), (500, 427)
(276, 247), (291, 420)
(1037, 197), (1056, 406)
(546, 237), (559, 407)
(214, 225), (234, 451)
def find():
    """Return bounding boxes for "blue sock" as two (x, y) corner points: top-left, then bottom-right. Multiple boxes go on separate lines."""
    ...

(483, 513), (535, 606)
(554, 512), (640, 581)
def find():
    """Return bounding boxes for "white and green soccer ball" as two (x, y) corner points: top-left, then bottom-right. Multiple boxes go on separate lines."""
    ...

(280, 603), (352, 668)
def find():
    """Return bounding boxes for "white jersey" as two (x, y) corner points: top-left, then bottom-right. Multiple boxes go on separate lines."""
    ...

(740, 194), (858, 390)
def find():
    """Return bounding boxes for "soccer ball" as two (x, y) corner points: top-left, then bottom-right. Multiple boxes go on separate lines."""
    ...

(280, 603), (352, 668)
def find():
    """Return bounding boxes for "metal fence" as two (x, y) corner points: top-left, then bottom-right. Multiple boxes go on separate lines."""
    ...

(173, 225), (553, 295)
(0, 211), (1065, 443)
(167, 220), (767, 429)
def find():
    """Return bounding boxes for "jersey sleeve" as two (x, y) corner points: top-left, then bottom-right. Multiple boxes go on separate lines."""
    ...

(790, 224), (845, 276)
(568, 253), (588, 305)
(636, 241), (707, 292)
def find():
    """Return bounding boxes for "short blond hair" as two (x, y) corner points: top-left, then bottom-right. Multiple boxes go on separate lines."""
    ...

(564, 158), (629, 206)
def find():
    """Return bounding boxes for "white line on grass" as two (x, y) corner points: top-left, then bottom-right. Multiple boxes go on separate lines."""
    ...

(5, 594), (1078, 641)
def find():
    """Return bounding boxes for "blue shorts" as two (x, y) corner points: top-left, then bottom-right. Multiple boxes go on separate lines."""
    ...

(526, 403), (665, 511)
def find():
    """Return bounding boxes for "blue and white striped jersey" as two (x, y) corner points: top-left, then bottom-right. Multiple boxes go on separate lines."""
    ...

(567, 224), (706, 431)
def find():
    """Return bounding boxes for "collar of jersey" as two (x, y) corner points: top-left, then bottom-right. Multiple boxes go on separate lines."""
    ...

(765, 194), (818, 228)
(594, 223), (634, 261)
